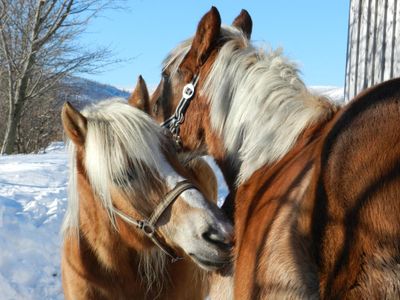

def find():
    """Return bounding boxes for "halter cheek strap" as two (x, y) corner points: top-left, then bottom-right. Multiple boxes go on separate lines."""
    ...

(161, 75), (199, 147)
(112, 180), (197, 263)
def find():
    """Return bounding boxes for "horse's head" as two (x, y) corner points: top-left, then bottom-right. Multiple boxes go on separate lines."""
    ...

(62, 100), (232, 270)
(144, 7), (252, 157)
(133, 8), (335, 192)
(130, 75), (221, 201)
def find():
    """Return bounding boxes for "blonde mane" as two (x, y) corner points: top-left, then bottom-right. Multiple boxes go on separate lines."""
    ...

(164, 25), (336, 184)
(62, 99), (170, 235)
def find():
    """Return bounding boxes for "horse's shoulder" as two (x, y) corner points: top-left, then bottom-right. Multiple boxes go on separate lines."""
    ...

(233, 135), (322, 299)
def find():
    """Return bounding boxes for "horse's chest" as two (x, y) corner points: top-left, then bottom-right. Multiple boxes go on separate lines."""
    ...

(235, 159), (319, 299)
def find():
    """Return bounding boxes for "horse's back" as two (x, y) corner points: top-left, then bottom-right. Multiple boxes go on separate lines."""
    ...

(316, 78), (400, 299)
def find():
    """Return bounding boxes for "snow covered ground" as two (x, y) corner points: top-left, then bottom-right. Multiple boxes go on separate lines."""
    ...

(0, 142), (67, 299)
(0, 87), (343, 299)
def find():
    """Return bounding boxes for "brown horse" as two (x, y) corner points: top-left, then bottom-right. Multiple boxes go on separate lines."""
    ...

(138, 6), (400, 299)
(61, 99), (233, 299)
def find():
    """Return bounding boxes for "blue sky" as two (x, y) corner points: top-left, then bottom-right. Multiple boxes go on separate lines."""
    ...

(80, 1), (349, 91)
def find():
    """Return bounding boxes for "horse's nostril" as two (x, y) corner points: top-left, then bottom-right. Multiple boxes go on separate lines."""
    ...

(202, 228), (232, 250)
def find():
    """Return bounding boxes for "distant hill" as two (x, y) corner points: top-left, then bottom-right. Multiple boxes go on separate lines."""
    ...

(58, 76), (130, 108)
(12, 76), (132, 153)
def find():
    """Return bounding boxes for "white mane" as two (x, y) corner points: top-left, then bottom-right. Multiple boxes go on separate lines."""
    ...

(62, 99), (169, 234)
(164, 26), (335, 184)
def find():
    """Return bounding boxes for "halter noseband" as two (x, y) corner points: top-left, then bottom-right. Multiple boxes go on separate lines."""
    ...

(112, 180), (197, 263)
(161, 75), (199, 147)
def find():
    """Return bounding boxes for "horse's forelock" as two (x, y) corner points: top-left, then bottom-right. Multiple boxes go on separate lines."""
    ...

(162, 39), (191, 77)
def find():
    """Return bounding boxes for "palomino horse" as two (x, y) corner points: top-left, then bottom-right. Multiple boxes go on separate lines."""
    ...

(61, 99), (233, 299)
(137, 7), (400, 299)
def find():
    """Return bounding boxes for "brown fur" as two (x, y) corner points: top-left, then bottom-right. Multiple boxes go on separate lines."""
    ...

(180, 6), (221, 83)
(148, 6), (400, 299)
(128, 75), (150, 114)
(60, 102), (225, 300)
(232, 9), (252, 39)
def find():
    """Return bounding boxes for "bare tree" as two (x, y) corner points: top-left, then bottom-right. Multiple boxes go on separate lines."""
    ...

(0, 0), (121, 154)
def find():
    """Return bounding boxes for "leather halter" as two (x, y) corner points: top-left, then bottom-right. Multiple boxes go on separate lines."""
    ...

(113, 180), (197, 262)
(161, 75), (199, 147)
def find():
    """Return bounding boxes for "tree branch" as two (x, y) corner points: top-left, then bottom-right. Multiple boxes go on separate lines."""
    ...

(33, 0), (73, 50)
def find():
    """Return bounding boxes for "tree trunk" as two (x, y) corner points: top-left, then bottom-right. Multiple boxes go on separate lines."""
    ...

(1, 99), (23, 154)
(0, 0), (117, 154)
(1, 59), (32, 154)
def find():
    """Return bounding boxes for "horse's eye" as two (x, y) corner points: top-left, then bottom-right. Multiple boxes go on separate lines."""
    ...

(162, 72), (169, 82)
(126, 169), (136, 182)
(176, 68), (183, 78)
(113, 169), (136, 186)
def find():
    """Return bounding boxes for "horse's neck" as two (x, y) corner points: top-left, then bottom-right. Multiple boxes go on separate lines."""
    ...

(64, 172), (207, 298)
(71, 224), (205, 299)
(75, 182), (166, 298)
(79, 198), (139, 275)
(213, 96), (337, 190)
(211, 91), (337, 186)
(63, 231), (154, 299)
(203, 47), (339, 184)
(233, 118), (333, 253)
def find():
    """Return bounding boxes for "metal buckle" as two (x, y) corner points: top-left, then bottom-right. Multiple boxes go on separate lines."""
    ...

(161, 75), (199, 150)
(182, 83), (195, 99)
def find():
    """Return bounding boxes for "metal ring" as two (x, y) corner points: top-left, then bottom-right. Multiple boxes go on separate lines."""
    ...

(182, 83), (195, 99)
(140, 221), (155, 236)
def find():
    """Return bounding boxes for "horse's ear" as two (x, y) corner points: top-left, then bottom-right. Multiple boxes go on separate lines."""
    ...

(128, 75), (150, 113)
(232, 9), (252, 39)
(180, 6), (221, 77)
(61, 102), (87, 146)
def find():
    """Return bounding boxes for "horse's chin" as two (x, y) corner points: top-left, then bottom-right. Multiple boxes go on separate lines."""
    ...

(188, 253), (232, 271)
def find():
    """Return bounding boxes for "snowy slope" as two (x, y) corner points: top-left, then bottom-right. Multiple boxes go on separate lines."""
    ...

(0, 143), (67, 299)
(62, 76), (130, 106)
(0, 87), (343, 299)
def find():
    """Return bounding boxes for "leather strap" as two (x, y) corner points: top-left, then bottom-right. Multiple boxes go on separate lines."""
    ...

(112, 180), (198, 262)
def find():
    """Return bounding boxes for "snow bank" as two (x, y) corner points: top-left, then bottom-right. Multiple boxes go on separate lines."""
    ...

(0, 144), (67, 299)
